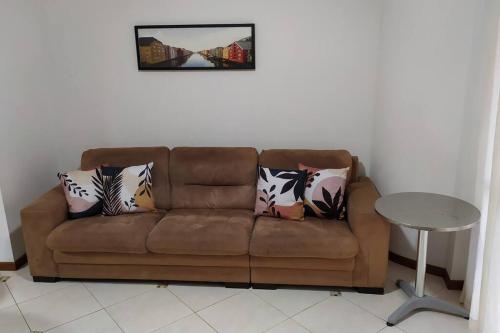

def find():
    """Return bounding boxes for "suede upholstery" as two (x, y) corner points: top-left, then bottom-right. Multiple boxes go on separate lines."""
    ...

(250, 216), (359, 259)
(81, 147), (170, 209)
(251, 267), (353, 287)
(250, 256), (355, 271)
(170, 147), (258, 209)
(347, 177), (390, 287)
(21, 146), (389, 289)
(58, 264), (250, 283)
(259, 149), (357, 183)
(47, 212), (164, 254)
(53, 252), (249, 267)
(21, 186), (68, 278)
(147, 209), (254, 256)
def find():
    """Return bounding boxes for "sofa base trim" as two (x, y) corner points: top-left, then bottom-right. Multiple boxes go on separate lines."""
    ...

(33, 276), (59, 283)
(224, 282), (251, 289)
(357, 287), (384, 295)
(252, 283), (278, 290)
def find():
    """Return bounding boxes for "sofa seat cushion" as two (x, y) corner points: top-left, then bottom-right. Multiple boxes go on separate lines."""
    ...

(147, 209), (254, 256)
(47, 212), (164, 254)
(250, 216), (359, 259)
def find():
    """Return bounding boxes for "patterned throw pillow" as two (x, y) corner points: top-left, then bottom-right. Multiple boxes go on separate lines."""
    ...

(101, 162), (155, 216)
(254, 166), (307, 221)
(58, 169), (104, 219)
(299, 164), (349, 219)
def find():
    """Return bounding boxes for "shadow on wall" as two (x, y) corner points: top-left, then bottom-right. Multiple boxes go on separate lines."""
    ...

(9, 225), (25, 261)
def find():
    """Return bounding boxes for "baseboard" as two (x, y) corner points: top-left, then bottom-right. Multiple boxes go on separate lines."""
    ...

(389, 251), (464, 290)
(0, 254), (27, 271)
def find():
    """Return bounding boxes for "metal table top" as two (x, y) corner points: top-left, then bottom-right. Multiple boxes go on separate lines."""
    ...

(375, 192), (481, 232)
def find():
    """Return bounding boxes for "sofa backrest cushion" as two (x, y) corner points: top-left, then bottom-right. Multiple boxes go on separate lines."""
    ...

(81, 147), (170, 209)
(170, 147), (258, 209)
(259, 149), (357, 184)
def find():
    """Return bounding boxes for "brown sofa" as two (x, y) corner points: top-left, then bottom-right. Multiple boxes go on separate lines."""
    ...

(21, 147), (390, 293)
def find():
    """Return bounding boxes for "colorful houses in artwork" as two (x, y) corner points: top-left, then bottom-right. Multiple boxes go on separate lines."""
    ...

(228, 40), (252, 63)
(138, 37), (192, 65)
(138, 36), (253, 66)
(222, 46), (230, 60)
(138, 37), (167, 64)
(200, 37), (253, 65)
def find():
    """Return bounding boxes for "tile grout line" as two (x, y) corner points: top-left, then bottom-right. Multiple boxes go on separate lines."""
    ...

(13, 282), (76, 306)
(248, 288), (292, 318)
(192, 312), (220, 333)
(336, 293), (388, 331)
(339, 292), (391, 327)
(83, 281), (158, 308)
(0, 283), (15, 311)
(289, 317), (314, 333)
(260, 290), (333, 323)
(4, 282), (33, 333)
(247, 289), (297, 332)
(81, 282), (126, 333)
(41, 308), (105, 333)
(168, 284), (245, 313)
(160, 286), (220, 333)
(193, 288), (292, 333)
(340, 292), (390, 322)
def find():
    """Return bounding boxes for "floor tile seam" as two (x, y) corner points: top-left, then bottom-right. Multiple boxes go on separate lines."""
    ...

(81, 282), (125, 333)
(5, 282), (33, 332)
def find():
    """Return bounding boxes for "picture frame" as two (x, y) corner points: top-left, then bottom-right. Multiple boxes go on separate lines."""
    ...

(134, 24), (255, 71)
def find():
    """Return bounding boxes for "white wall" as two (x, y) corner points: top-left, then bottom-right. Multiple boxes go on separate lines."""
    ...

(0, 188), (14, 262)
(0, 0), (60, 260)
(458, 0), (500, 316)
(0, 0), (484, 277)
(0, 0), (384, 263)
(371, 0), (483, 277)
(43, 0), (382, 173)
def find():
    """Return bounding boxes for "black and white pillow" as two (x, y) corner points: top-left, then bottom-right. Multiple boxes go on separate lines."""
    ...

(101, 162), (155, 216)
(254, 166), (307, 220)
(58, 169), (104, 219)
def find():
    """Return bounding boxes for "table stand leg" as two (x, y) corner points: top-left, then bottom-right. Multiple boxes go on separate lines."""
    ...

(387, 230), (470, 326)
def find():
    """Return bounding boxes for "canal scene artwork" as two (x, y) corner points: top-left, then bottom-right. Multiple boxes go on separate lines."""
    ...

(135, 24), (255, 70)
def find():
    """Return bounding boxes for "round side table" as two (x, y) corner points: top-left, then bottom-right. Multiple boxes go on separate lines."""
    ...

(375, 192), (480, 326)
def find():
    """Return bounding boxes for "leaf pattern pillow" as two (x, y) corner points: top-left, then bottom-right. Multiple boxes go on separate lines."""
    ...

(58, 169), (104, 219)
(101, 162), (155, 216)
(299, 164), (349, 220)
(254, 166), (307, 221)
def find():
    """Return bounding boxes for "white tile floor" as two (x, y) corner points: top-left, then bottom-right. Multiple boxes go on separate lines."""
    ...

(0, 262), (478, 333)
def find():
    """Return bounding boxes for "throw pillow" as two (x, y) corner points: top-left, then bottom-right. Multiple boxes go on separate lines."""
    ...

(101, 162), (155, 215)
(299, 163), (349, 219)
(254, 166), (307, 220)
(57, 168), (104, 219)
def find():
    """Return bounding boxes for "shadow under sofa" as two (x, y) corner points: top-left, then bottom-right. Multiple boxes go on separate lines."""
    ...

(20, 146), (390, 294)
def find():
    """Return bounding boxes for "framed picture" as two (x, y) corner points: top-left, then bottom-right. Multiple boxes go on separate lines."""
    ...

(134, 24), (255, 71)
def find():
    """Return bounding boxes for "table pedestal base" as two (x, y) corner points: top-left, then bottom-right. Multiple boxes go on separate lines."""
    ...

(387, 280), (469, 326)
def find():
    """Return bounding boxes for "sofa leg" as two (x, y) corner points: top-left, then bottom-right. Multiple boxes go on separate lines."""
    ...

(357, 287), (384, 295)
(252, 283), (278, 290)
(33, 276), (59, 283)
(224, 282), (250, 289)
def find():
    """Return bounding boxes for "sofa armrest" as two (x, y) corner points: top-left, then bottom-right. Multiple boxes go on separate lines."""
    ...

(21, 185), (68, 277)
(346, 177), (390, 287)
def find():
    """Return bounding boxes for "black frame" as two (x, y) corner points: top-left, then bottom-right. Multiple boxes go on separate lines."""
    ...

(134, 24), (255, 71)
